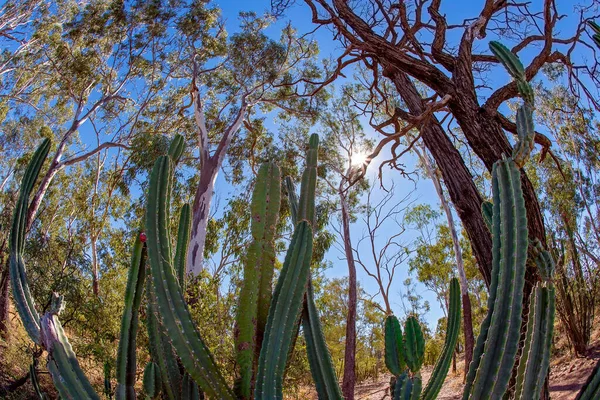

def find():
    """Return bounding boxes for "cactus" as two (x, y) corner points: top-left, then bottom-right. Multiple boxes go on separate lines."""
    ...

(175, 204), (191, 289)
(9, 138), (50, 345)
(143, 362), (161, 399)
(403, 316), (425, 374)
(254, 220), (314, 399)
(30, 358), (48, 400)
(115, 235), (147, 399)
(481, 201), (493, 233)
(145, 155), (234, 399)
(422, 278), (461, 400)
(234, 162), (281, 399)
(104, 362), (113, 400)
(384, 278), (461, 400)
(287, 159), (343, 399)
(182, 373), (202, 400)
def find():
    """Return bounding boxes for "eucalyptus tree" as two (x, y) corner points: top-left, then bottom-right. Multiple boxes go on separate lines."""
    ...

(182, 12), (327, 275)
(272, 0), (600, 305)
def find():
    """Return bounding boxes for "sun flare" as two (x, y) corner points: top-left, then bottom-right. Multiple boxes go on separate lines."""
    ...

(351, 151), (369, 166)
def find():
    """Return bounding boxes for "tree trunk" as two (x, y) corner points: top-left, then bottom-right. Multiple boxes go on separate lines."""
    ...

(384, 68), (493, 286)
(415, 144), (475, 379)
(340, 193), (357, 400)
(91, 236), (99, 296)
(187, 159), (218, 276)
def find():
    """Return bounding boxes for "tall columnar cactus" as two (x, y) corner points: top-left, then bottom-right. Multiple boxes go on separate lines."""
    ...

(115, 235), (147, 399)
(384, 278), (461, 400)
(287, 135), (343, 399)
(234, 162), (281, 399)
(421, 278), (461, 400)
(143, 362), (162, 399)
(145, 155), (234, 399)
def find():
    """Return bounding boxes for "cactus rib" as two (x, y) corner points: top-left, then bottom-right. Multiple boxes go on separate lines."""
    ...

(145, 156), (233, 399)
(116, 236), (147, 399)
(255, 221), (313, 399)
(422, 278), (461, 400)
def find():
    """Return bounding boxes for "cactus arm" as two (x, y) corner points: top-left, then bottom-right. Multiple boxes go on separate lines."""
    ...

(143, 362), (162, 399)
(287, 173), (343, 399)
(421, 278), (461, 400)
(403, 317), (425, 374)
(466, 158), (529, 399)
(104, 362), (113, 400)
(146, 276), (181, 400)
(576, 361), (600, 400)
(41, 313), (101, 399)
(145, 156), (233, 399)
(514, 284), (555, 400)
(411, 376), (422, 400)
(255, 221), (313, 399)
(297, 134), (319, 225)
(234, 162), (281, 399)
(9, 138), (50, 344)
(303, 280), (344, 399)
(255, 163), (282, 362)
(115, 236), (147, 399)
(489, 41), (525, 81)
(481, 201), (493, 232)
(384, 315), (405, 376)
(168, 134), (185, 164)
(175, 204), (191, 288)
(182, 373), (201, 400)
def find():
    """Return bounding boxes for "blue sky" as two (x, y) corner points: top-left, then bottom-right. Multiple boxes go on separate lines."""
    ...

(205, 0), (592, 329)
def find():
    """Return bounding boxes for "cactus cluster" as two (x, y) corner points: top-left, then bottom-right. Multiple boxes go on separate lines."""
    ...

(8, 41), (573, 400)
(9, 132), (341, 399)
(384, 278), (460, 400)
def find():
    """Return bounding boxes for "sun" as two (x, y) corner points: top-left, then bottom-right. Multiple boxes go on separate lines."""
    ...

(351, 151), (369, 166)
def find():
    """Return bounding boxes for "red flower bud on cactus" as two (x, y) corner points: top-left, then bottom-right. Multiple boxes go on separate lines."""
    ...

(140, 232), (147, 243)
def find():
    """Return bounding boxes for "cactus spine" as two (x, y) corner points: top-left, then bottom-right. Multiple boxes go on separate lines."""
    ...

(116, 235), (147, 399)
(235, 162), (281, 398)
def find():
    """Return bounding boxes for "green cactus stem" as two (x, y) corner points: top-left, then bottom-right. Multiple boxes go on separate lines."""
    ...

(104, 362), (113, 400)
(481, 201), (493, 232)
(514, 283), (555, 400)
(41, 307), (101, 400)
(287, 173), (343, 399)
(403, 316), (425, 374)
(384, 315), (405, 376)
(116, 235), (147, 399)
(255, 221), (314, 399)
(31, 358), (48, 400)
(146, 275), (181, 400)
(489, 41), (525, 81)
(168, 134), (185, 164)
(463, 157), (528, 400)
(9, 138), (50, 345)
(235, 162), (281, 399)
(422, 278), (461, 400)
(297, 134), (319, 225)
(182, 373), (202, 400)
(143, 362), (162, 399)
(145, 155), (233, 399)
(175, 204), (192, 289)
